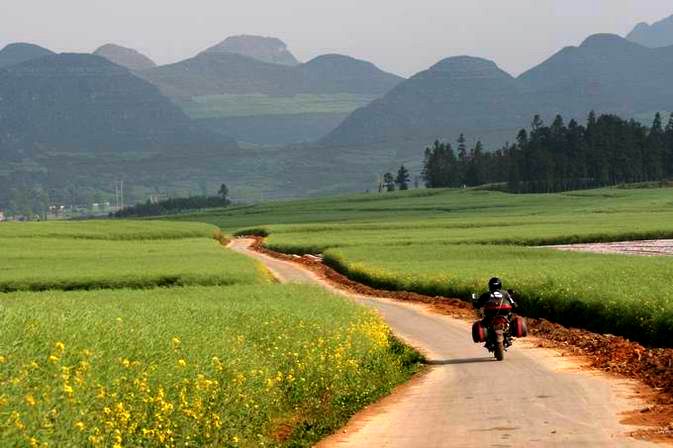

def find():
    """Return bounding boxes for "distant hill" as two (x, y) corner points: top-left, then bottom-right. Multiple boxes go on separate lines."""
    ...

(627, 14), (673, 48)
(518, 34), (673, 118)
(140, 49), (402, 145)
(0, 53), (233, 160)
(94, 43), (156, 71)
(204, 35), (299, 66)
(0, 42), (54, 68)
(321, 56), (526, 148)
(323, 34), (673, 150)
(299, 54), (403, 95)
(141, 51), (401, 98)
(140, 52), (299, 98)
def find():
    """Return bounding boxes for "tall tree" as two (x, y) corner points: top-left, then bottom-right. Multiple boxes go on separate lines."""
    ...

(395, 165), (411, 190)
(218, 184), (229, 201)
(383, 172), (396, 192)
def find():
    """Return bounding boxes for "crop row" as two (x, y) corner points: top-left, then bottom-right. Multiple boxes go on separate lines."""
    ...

(323, 244), (673, 346)
(0, 285), (421, 447)
(0, 237), (264, 293)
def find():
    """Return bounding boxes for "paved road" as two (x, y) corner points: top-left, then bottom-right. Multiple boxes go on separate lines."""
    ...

(229, 239), (655, 448)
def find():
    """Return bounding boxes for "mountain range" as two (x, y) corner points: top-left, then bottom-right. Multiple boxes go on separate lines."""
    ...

(627, 14), (673, 48)
(0, 53), (231, 161)
(139, 40), (403, 145)
(4, 15), (673, 209)
(322, 33), (673, 153)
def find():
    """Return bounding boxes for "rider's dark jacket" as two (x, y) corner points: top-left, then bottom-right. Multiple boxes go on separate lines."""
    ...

(476, 289), (517, 311)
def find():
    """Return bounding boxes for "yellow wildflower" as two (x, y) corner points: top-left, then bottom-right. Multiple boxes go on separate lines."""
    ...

(0, 355), (6, 364)
(25, 394), (36, 406)
(177, 359), (187, 368)
(63, 384), (74, 394)
(75, 421), (86, 431)
(171, 337), (181, 348)
(54, 341), (65, 352)
(48, 354), (59, 363)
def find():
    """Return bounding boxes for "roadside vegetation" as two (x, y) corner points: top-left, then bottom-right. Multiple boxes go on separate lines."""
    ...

(0, 221), (420, 447)
(177, 187), (673, 346)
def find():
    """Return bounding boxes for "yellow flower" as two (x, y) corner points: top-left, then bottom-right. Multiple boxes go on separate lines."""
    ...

(75, 421), (86, 431)
(0, 355), (6, 364)
(48, 354), (60, 363)
(232, 436), (240, 443)
(171, 337), (181, 348)
(54, 341), (65, 352)
(177, 359), (187, 368)
(25, 394), (36, 406)
(63, 384), (74, 394)
(28, 437), (39, 448)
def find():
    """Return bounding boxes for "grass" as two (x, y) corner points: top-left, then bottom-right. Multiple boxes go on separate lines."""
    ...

(0, 285), (420, 447)
(175, 187), (673, 346)
(0, 220), (421, 446)
(0, 220), (217, 241)
(0, 237), (261, 292)
(180, 93), (378, 119)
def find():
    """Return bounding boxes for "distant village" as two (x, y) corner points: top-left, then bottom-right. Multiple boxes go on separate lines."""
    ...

(0, 202), (119, 222)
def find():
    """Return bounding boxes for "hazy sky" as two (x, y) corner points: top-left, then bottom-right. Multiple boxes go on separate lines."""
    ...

(1, 1), (672, 77)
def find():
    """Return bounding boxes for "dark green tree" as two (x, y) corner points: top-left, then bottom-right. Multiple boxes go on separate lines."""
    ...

(395, 165), (411, 190)
(383, 172), (396, 192)
(218, 184), (229, 201)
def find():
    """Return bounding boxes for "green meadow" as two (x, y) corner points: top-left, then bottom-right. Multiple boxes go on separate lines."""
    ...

(179, 187), (673, 346)
(181, 93), (378, 119)
(0, 221), (419, 447)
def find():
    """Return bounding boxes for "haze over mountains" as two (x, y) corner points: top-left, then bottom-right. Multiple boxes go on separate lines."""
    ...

(4, 11), (673, 209)
(324, 33), (673, 152)
(205, 35), (300, 66)
(0, 53), (234, 160)
(139, 36), (402, 145)
(627, 14), (673, 48)
(0, 43), (54, 68)
(94, 44), (156, 71)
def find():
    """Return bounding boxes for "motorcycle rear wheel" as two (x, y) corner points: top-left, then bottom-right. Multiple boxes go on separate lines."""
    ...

(495, 341), (505, 361)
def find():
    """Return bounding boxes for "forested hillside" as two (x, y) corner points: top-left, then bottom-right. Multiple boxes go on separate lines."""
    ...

(421, 112), (673, 193)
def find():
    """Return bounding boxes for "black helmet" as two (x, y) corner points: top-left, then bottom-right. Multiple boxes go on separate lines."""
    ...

(488, 277), (502, 292)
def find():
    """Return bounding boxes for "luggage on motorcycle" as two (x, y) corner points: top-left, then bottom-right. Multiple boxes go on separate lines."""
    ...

(472, 321), (488, 343)
(511, 316), (528, 338)
(484, 302), (513, 313)
(483, 291), (513, 313)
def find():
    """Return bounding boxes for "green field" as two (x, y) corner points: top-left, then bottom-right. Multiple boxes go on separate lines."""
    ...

(0, 221), (420, 447)
(177, 187), (673, 346)
(180, 93), (378, 119)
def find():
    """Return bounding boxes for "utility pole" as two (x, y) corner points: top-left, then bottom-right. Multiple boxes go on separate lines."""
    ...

(114, 182), (119, 210)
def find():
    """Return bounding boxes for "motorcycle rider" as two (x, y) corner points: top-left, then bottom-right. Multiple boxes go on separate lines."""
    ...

(474, 277), (517, 316)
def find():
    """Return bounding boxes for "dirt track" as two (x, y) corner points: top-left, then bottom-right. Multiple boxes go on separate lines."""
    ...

(229, 238), (658, 448)
(549, 239), (673, 256)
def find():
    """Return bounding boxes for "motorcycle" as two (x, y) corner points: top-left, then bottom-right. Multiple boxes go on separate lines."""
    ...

(471, 291), (527, 361)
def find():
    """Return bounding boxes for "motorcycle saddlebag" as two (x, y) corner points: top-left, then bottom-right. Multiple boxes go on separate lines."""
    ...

(511, 316), (528, 338)
(472, 321), (488, 343)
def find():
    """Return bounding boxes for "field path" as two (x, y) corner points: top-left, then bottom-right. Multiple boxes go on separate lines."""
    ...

(229, 239), (655, 448)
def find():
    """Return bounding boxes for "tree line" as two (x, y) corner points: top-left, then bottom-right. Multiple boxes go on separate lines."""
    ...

(422, 112), (673, 193)
(113, 184), (230, 218)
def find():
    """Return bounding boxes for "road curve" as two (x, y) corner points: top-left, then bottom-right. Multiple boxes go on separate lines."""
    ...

(229, 239), (655, 448)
